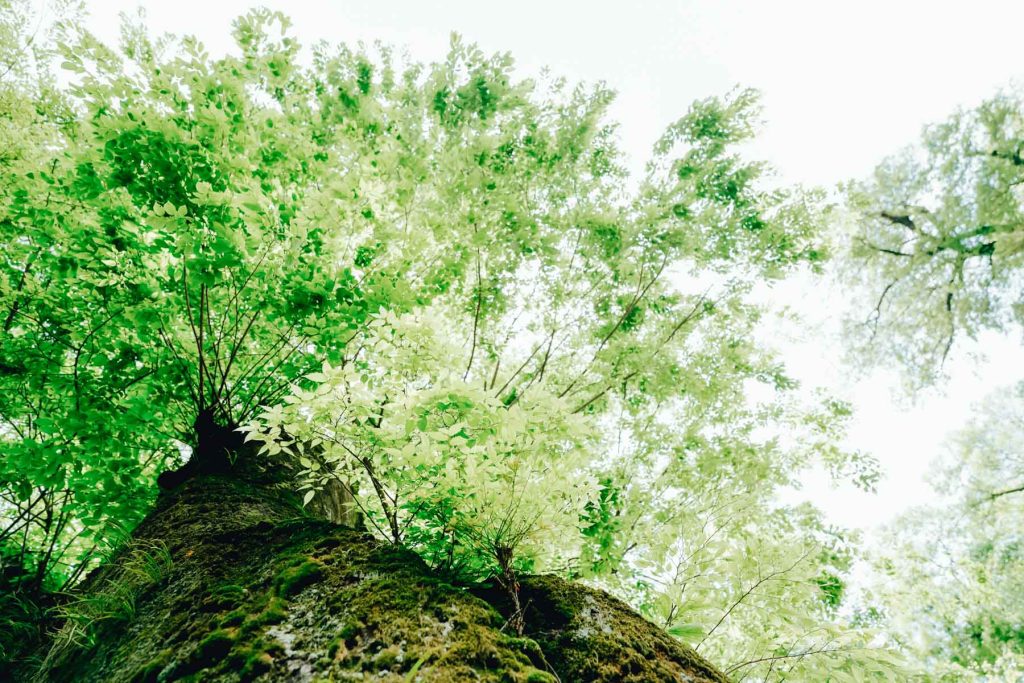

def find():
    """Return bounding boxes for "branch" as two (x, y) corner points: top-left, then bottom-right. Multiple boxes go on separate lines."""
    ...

(879, 212), (917, 231)
(236, 332), (310, 423)
(697, 547), (814, 650)
(182, 268), (205, 411)
(861, 239), (913, 258)
(72, 308), (124, 411)
(570, 293), (709, 414)
(989, 483), (1024, 501)
(558, 252), (669, 399)
(493, 340), (545, 399)
(157, 324), (200, 407)
(464, 250), (483, 381)
(866, 281), (896, 340)
(508, 331), (556, 406)
(214, 307), (262, 409)
(3, 247), (41, 332)
(572, 369), (639, 415)
(937, 256), (965, 367)
(986, 147), (1024, 166)
(724, 642), (868, 676)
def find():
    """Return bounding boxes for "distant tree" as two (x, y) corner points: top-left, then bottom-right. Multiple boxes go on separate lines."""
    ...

(865, 383), (1024, 680)
(841, 88), (1024, 386)
(843, 87), (1024, 679)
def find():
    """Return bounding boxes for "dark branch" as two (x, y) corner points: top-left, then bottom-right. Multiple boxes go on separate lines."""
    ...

(880, 211), (917, 231)
(989, 483), (1024, 501)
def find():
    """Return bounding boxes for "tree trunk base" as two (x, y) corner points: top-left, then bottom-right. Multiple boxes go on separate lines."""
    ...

(24, 475), (727, 683)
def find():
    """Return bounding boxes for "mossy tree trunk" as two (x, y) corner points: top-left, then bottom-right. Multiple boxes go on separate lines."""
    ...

(20, 448), (729, 683)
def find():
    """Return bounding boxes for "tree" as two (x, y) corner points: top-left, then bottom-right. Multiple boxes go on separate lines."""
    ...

(864, 383), (1024, 680)
(841, 88), (1024, 386)
(842, 86), (1024, 678)
(1, 6), (901, 680)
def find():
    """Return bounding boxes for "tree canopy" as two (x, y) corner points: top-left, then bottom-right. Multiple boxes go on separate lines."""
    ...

(843, 87), (1024, 679)
(842, 88), (1024, 386)
(0, 3), (907, 680)
(864, 384), (1024, 680)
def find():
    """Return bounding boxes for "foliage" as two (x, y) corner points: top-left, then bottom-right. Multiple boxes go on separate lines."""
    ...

(0, 6), (904, 679)
(39, 538), (172, 674)
(863, 383), (1024, 680)
(843, 86), (1024, 678)
(840, 87), (1024, 387)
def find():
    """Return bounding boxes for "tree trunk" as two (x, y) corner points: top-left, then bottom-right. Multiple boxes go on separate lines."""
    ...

(20, 457), (728, 682)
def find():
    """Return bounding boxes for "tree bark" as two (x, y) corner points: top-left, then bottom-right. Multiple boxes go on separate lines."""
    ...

(21, 456), (728, 682)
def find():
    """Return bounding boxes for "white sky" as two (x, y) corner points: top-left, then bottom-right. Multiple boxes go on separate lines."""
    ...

(76, 0), (1024, 530)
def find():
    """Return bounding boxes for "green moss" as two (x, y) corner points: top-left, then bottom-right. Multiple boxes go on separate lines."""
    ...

(226, 637), (284, 679)
(506, 575), (729, 683)
(261, 596), (288, 624)
(506, 636), (544, 661)
(218, 609), (246, 628)
(337, 621), (361, 642)
(525, 673), (558, 683)
(195, 628), (236, 663)
(26, 475), (728, 683)
(244, 596), (288, 631)
(210, 584), (246, 601)
(202, 583), (248, 612)
(316, 536), (344, 551)
(274, 556), (326, 598)
(128, 649), (172, 683)
(232, 593), (290, 641)
(242, 652), (274, 677)
(326, 636), (343, 660)
(372, 644), (401, 671)
(165, 628), (238, 679)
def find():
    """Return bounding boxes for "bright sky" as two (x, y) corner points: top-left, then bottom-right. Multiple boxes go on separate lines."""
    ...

(76, 0), (1024, 530)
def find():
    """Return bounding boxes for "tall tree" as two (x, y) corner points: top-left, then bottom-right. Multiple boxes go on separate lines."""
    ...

(842, 86), (1024, 678)
(841, 88), (1024, 386)
(0, 7), (899, 680)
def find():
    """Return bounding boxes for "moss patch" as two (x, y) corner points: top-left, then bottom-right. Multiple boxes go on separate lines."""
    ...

(273, 556), (325, 598)
(27, 474), (727, 682)
(475, 575), (729, 683)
